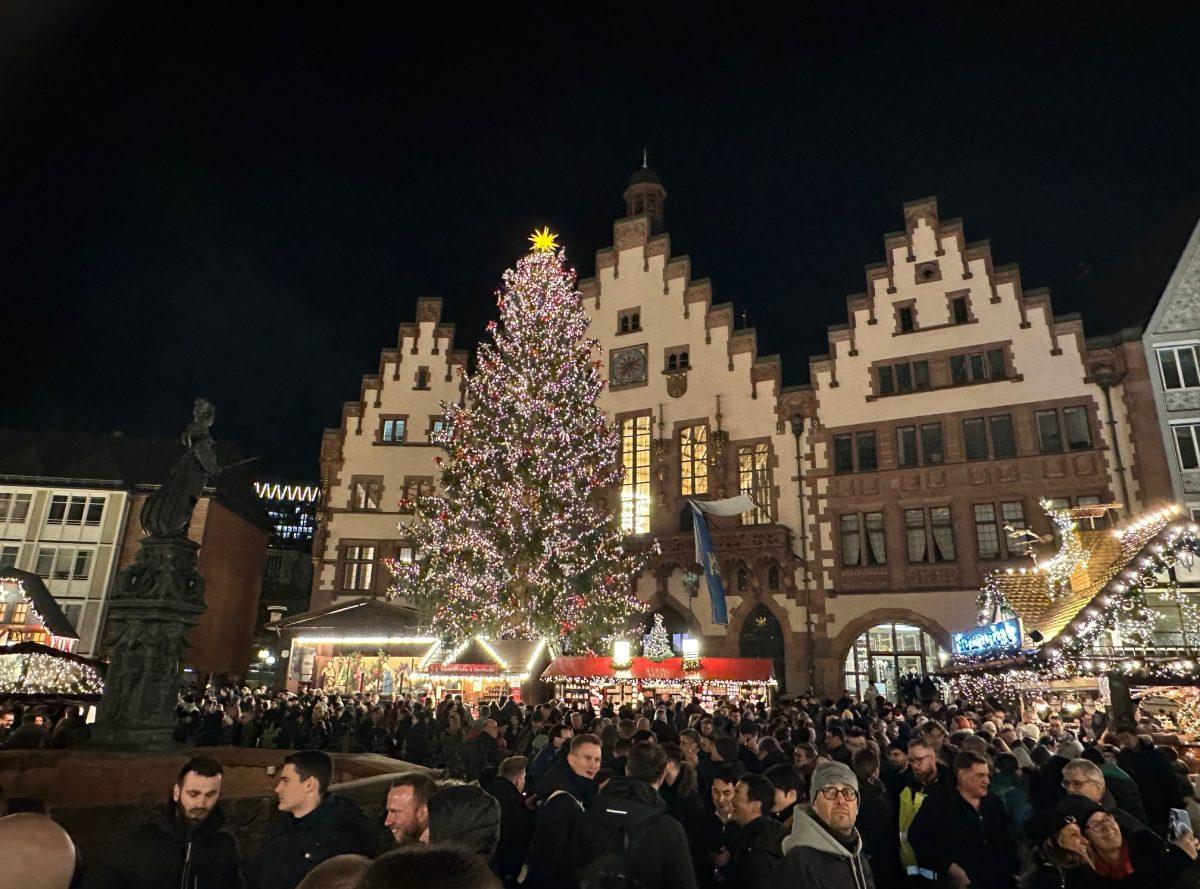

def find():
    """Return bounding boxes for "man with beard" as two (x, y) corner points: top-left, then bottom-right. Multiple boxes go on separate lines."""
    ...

(85, 756), (243, 888)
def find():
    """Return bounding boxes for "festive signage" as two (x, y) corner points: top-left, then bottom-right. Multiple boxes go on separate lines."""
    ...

(426, 662), (500, 675)
(953, 618), (1022, 658)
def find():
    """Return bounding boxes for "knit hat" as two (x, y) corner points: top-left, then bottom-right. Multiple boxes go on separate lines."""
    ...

(1026, 795), (1104, 843)
(810, 761), (859, 795)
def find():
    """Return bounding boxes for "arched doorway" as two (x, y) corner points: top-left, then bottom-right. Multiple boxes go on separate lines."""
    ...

(740, 604), (785, 693)
(843, 621), (947, 702)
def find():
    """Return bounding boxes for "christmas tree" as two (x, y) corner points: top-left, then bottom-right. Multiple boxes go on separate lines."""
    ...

(642, 613), (673, 661)
(388, 229), (648, 645)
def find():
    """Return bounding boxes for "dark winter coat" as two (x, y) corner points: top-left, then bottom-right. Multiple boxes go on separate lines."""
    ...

(523, 759), (598, 889)
(575, 776), (698, 889)
(1103, 765), (1150, 831)
(1022, 844), (1194, 889)
(722, 815), (787, 889)
(857, 778), (903, 889)
(907, 785), (1020, 889)
(85, 802), (243, 889)
(775, 809), (876, 889)
(661, 778), (721, 889)
(466, 731), (501, 781)
(480, 774), (535, 884)
(251, 793), (375, 889)
(1118, 739), (1182, 837)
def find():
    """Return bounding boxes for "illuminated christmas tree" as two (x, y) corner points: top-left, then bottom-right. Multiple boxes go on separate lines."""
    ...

(388, 229), (648, 645)
(642, 613), (673, 661)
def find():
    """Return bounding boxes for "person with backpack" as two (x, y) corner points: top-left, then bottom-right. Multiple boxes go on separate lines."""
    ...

(574, 741), (698, 889)
(523, 732), (601, 889)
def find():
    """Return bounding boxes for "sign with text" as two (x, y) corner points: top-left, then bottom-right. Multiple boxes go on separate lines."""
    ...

(426, 662), (500, 675)
(952, 618), (1022, 658)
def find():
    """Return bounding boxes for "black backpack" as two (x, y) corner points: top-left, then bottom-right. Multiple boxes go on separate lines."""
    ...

(575, 804), (669, 889)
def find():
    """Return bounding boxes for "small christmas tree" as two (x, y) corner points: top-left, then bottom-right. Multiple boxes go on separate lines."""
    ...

(389, 229), (649, 646)
(642, 614), (673, 661)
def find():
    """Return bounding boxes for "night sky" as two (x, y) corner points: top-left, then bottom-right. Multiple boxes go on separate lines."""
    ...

(5, 5), (1200, 481)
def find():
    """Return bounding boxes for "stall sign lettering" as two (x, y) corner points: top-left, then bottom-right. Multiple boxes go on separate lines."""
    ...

(952, 618), (1021, 657)
(427, 662), (499, 674)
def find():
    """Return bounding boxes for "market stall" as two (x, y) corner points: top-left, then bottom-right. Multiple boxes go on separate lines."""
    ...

(413, 637), (550, 705)
(942, 502), (1200, 739)
(541, 655), (776, 709)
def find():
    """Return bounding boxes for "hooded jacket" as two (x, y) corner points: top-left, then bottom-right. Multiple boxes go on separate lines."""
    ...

(427, 783), (501, 858)
(252, 793), (375, 889)
(85, 801), (243, 889)
(775, 809), (875, 889)
(523, 759), (597, 889)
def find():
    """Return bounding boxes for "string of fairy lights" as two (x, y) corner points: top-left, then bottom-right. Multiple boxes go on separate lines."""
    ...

(387, 232), (653, 646)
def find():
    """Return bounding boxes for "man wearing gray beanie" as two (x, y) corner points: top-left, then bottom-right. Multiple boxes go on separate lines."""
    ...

(775, 760), (875, 889)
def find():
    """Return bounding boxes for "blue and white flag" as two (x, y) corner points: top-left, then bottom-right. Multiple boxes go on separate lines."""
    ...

(688, 494), (755, 626)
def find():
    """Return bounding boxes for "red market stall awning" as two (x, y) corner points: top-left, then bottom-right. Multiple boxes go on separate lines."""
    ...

(541, 656), (774, 684)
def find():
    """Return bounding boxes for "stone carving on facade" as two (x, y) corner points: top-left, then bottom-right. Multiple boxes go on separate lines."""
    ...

(906, 566), (959, 588)
(1072, 455), (1096, 475)
(1157, 255), (1200, 333)
(93, 401), (219, 751)
(1166, 390), (1200, 412)
(1044, 458), (1067, 478)
(666, 372), (688, 398)
(838, 567), (891, 591)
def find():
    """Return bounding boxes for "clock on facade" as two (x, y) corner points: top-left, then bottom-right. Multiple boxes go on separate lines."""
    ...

(610, 346), (648, 386)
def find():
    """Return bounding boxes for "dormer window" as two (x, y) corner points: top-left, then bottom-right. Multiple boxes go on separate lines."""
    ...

(665, 346), (691, 373)
(415, 367), (430, 390)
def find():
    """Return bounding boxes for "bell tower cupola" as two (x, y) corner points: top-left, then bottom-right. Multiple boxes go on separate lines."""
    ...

(623, 150), (667, 232)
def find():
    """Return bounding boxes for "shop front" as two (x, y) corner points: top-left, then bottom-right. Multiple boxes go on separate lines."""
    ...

(943, 503), (1200, 743)
(541, 655), (775, 710)
(413, 637), (550, 705)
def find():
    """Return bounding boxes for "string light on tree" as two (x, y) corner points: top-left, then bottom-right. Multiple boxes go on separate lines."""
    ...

(387, 230), (652, 646)
(642, 614), (673, 661)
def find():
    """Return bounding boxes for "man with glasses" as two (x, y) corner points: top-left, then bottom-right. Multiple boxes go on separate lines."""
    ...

(908, 751), (1020, 889)
(1061, 758), (1155, 840)
(776, 761), (873, 888)
(894, 738), (948, 882)
(1075, 799), (1199, 881)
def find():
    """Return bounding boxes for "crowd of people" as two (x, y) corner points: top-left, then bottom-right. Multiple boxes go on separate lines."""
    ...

(2, 685), (1200, 889)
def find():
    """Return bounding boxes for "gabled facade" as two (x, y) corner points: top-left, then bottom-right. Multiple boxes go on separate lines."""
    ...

(312, 298), (467, 607)
(313, 171), (1173, 699)
(1144, 215), (1200, 516)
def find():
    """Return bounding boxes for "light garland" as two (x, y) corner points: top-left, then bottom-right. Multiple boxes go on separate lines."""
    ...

(0, 651), (103, 696)
(385, 238), (651, 646)
(1039, 499), (1088, 601)
(943, 669), (1041, 706)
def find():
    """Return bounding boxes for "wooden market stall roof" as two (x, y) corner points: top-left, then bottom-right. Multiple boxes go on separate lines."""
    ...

(991, 506), (1181, 646)
(542, 656), (775, 684)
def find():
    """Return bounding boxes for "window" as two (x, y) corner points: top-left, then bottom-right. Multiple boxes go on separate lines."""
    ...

(1036, 410), (1064, 453)
(990, 414), (1016, 458)
(341, 544), (376, 591)
(878, 366), (895, 396)
(666, 349), (691, 372)
(620, 416), (651, 534)
(844, 623), (948, 701)
(737, 566), (750, 592)
(679, 351), (689, 368)
(1173, 424), (1200, 470)
(864, 513), (886, 565)
(895, 363), (913, 393)
(1158, 345), (1200, 390)
(349, 477), (382, 511)
(618, 309), (641, 334)
(952, 297), (969, 324)
(380, 418), (406, 444)
(680, 425), (709, 496)
(47, 495), (67, 525)
(85, 498), (105, 527)
(1063, 406), (1092, 451)
(974, 504), (1001, 559)
(0, 493), (31, 525)
(393, 541), (415, 564)
(9, 602), (28, 625)
(906, 507), (956, 563)
(1001, 501), (1026, 532)
(667, 354), (678, 371)
(0, 546), (17, 570)
(401, 477), (434, 510)
(833, 435), (854, 474)
(987, 349), (1006, 380)
(913, 360), (930, 390)
(898, 306), (915, 332)
(950, 355), (969, 386)
(414, 367), (430, 390)
(840, 515), (861, 567)
(963, 418), (989, 460)
(34, 548), (54, 578)
(738, 444), (771, 524)
(856, 432), (877, 472)
(430, 418), (446, 436)
(950, 348), (1007, 385)
(52, 549), (73, 580)
(65, 496), (86, 525)
(897, 427), (918, 468)
(61, 603), (83, 632)
(921, 423), (944, 464)
(72, 550), (93, 581)
(969, 352), (986, 381)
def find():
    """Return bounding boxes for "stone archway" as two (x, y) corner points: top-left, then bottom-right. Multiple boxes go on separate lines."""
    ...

(739, 604), (786, 694)
(831, 608), (952, 702)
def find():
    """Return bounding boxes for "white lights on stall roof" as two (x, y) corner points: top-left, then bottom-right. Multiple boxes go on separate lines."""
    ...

(1112, 504), (1182, 541)
(524, 639), (548, 673)
(0, 652), (103, 696)
(293, 635), (439, 646)
(475, 637), (509, 671)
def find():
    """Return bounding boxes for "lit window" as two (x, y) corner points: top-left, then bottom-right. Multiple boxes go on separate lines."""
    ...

(349, 478), (382, 511)
(679, 425), (708, 496)
(342, 544), (376, 591)
(738, 443), (771, 524)
(620, 416), (651, 534)
(10, 603), (28, 625)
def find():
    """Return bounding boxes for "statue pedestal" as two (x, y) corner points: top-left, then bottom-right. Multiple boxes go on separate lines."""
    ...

(92, 538), (205, 752)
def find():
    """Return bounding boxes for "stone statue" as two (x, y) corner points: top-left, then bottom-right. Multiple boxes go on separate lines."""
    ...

(139, 398), (219, 539)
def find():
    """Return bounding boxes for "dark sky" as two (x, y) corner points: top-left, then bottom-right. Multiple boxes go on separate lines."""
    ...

(4, 4), (1200, 480)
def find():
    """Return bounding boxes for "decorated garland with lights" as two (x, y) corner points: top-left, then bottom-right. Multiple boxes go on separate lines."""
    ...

(388, 230), (649, 646)
(0, 652), (103, 696)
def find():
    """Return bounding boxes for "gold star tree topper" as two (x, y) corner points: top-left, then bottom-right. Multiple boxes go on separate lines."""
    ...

(528, 227), (559, 252)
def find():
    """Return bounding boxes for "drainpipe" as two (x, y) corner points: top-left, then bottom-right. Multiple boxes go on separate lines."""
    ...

(1093, 363), (1132, 517)
(790, 415), (818, 695)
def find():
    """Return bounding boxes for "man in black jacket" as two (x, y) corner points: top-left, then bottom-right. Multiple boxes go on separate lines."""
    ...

(907, 751), (1020, 889)
(576, 741), (698, 889)
(723, 773), (787, 889)
(481, 755), (535, 887)
(466, 718), (502, 781)
(86, 756), (243, 889)
(524, 732), (601, 889)
(254, 750), (375, 889)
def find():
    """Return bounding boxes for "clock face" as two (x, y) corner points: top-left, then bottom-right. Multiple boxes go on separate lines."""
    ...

(611, 346), (647, 385)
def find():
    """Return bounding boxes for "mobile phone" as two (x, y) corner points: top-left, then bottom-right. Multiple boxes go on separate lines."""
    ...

(1169, 808), (1192, 840)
